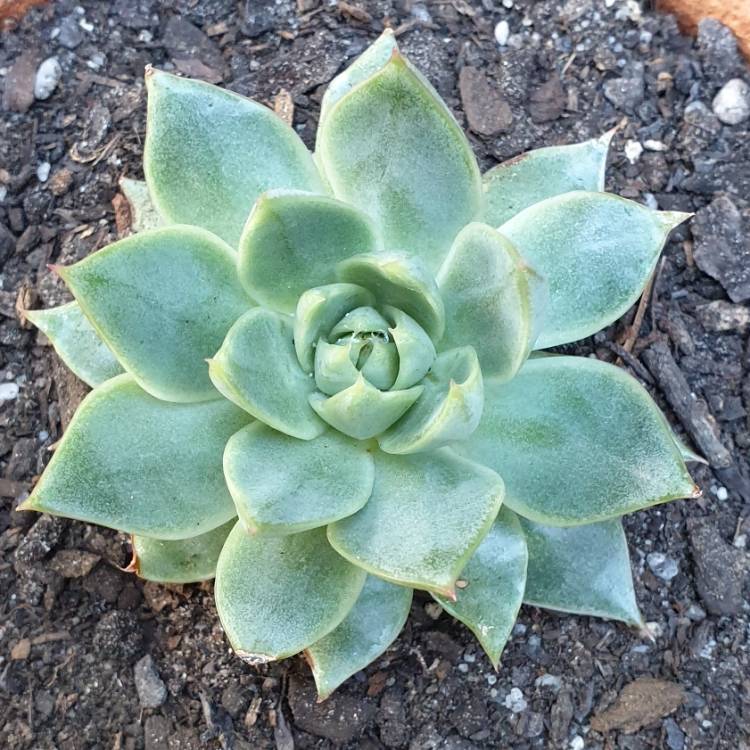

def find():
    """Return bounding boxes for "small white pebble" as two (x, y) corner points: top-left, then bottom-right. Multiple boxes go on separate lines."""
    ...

(645, 621), (663, 639)
(504, 687), (527, 713)
(37, 162), (51, 182)
(34, 57), (62, 100)
(487, 674), (497, 685)
(570, 736), (585, 750)
(424, 602), (443, 620)
(457, 663), (469, 673)
(463, 652), (476, 663)
(78, 18), (94, 32)
(733, 533), (746, 549)
(502, 0), (513, 7)
(643, 139), (666, 151)
(624, 139), (643, 164)
(495, 20), (510, 46)
(712, 78), (750, 125)
(0, 382), (20, 402)
(0, 186), (7, 203)
(716, 486), (728, 501)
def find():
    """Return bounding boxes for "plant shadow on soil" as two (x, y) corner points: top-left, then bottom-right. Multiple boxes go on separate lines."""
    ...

(1, 1), (749, 748)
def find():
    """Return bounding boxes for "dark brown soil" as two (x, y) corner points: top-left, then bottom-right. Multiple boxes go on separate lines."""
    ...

(1, 1), (749, 748)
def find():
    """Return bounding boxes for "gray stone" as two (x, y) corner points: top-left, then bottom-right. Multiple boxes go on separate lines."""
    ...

(459, 67), (513, 136)
(689, 518), (747, 616)
(646, 552), (679, 581)
(57, 15), (83, 49)
(603, 70), (644, 113)
(696, 19), (744, 83)
(134, 654), (167, 709)
(692, 196), (750, 303)
(34, 57), (62, 100)
(664, 717), (685, 750)
(696, 300), (750, 332)
(712, 79), (750, 125)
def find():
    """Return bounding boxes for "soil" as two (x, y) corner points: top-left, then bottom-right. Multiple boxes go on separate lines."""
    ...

(1, 1), (749, 748)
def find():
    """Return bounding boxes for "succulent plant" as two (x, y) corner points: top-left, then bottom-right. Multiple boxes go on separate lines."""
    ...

(23, 30), (700, 700)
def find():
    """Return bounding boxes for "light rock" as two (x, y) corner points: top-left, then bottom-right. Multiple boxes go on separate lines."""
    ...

(624, 139), (643, 163)
(646, 551), (679, 581)
(34, 57), (62, 100)
(0, 382), (20, 402)
(134, 654), (167, 709)
(495, 20), (510, 46)
(712, 78), (750, 125)
(504, 687), (527, 713)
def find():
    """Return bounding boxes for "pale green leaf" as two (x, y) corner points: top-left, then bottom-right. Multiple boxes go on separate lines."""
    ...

(307, 575), (412, 700)
(294, 284), (375, 372)
(328, 449), (504, 597)
(144, 69), (325, 247)
(314, 338), (361, 395)
(309, 375), (422, 440)
(379, 346), (483, 455)
(224, 423), (374, 534)
(59, 225), (252, 403)
(316, 52), (482, 271)
(336, 253), (445, 341)
(457, 356), (697, 526)
(215, 525), (367, 662)
(482, 132), (612, 226)
(433, 508), (527, 667)
(26, 302), (124, 388)
(359, 340), (398, 390)
(22, 375), (248, 538)
(437, 223), (546, 381)
(237, 190), (380, 314)
(209, 308), (325, 440)
(499, 192), (690, 349)
(519, 515), (643, 625)
(329, 306), (389, 340)
(132, 518), (235, 583)
(119, 177), (164, 233)
(320, 29), (398, 124)
(383, 306), (436, 390)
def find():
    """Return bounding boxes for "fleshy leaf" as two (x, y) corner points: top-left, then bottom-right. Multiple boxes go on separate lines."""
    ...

(237, 190), (380, 314)
(22, 375), (248, 538)
(359, 340), (398, 390)
(519, 515), (643, 625)
(482, 132), (612, 226)
(209, 308), (325, 440)
(26, 302), (124, 387)
(294, 284), (375, 372)
(499, 192), (690, 349)
(316, 51), (482, 272)
(433, 508), (527, 667)
(437, 223), (546, 381)
(319, 29), (398, 124)
(314, 339), (361, 395)
(336, 253), (445, 341)
(329, 306), (389, 340)
(59, 225), (252, 403)
(223, 423), (374, 534)
(309, 375), (422, 440)
(215, 524), (367, 662)
(132, 518), (235, 583)
(144, 69), (325, 247)
(328, 449), (504, 597)
(119, 177), (164, 233)
(379, 346), (483, 455)
(383, 306), (436, 390)
(306, 575), (412, 700)
(456, 356), (697, 526)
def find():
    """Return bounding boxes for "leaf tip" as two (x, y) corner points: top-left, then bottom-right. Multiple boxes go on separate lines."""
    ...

(658, 210), (693, 230)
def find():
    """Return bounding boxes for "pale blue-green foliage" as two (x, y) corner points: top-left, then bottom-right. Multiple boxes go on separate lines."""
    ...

(23, 29), (698, 701)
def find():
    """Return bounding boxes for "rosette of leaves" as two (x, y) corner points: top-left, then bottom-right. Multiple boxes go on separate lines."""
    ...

(23, 30), (700, 699)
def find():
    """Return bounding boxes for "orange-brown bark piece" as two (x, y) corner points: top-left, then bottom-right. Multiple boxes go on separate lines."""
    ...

(0, 0), (49, 29)
(656, 1), (750, 58)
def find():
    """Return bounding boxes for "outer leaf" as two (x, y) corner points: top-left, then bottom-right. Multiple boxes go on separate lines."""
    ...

(433, 508), (527, 667)
(59, 225), (252, 403)
(144, 69), (325, 247)
(316, 51), (482, 272)
(215, 524), (367, 663)
(209, 308), (325, 440)
(237, 190), (380, 314)
(309, 375), (422, 440)
(519, 515), (643, 625)
(306, 575), (412, 700)
(119, 177), (164, 233)
(437, 223), (546, 381)
(223, 423), (374, 534)
(320, 29), (398, 124)
(328, 449), (504, 597)
(294, 284), (375, 372)
(457, 356), (697, 526)
(21, 375), (248, 538)
(482, 132), (612, 226)
(384, 306), (436, 390)
(379, 346), (483, 455)
(132, 518), (235, 583)
(26, 301), (123, 387)
(499, 192), (690, 349)
(337, 253), (445, 341)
